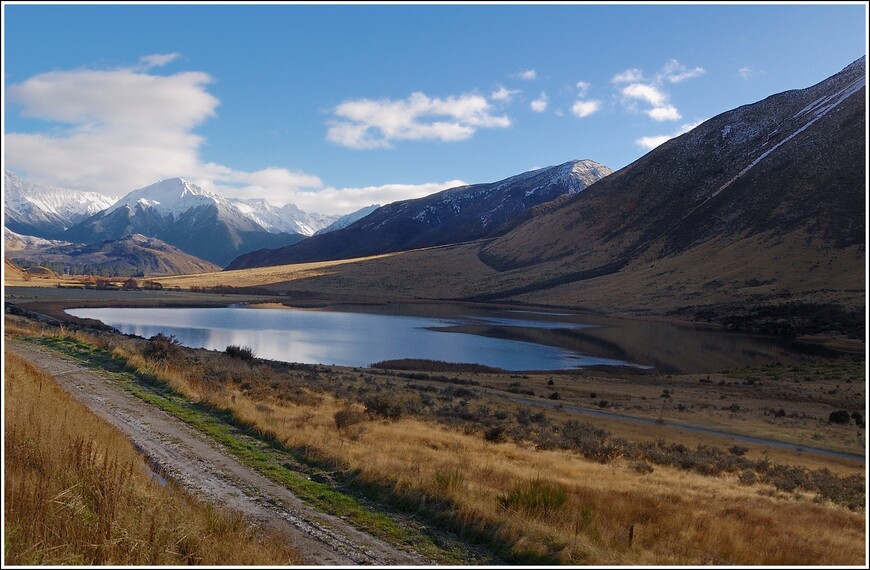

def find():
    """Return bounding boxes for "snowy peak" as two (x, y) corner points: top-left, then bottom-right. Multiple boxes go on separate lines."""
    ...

(106, 177), (226, 218)
(4, 171), (119, 237)
(314, 204), (382, 235)
(229, 198), (340, 236)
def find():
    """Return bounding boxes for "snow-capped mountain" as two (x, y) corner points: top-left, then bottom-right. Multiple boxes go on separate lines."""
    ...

(4, 227), (72, 251)
(103, 177), (221, 218)
(229, 198), (339, 236)
(91, 178), (339, 236)
(314, 204), (381, 235)
(63, 178), (308, 267)
(227, 159), (612, 269)
(4, 171), (119, 238)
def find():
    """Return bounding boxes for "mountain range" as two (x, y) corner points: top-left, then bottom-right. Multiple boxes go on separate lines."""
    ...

(226, 160), (612, 269)
(4, 175), (378, 268)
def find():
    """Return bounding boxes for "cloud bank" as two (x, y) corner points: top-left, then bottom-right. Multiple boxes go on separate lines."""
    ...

(6, 57), (326, 202)
(326, 91), (511, 149)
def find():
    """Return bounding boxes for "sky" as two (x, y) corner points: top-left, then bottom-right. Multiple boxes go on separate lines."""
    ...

(2, 2), (867, 215)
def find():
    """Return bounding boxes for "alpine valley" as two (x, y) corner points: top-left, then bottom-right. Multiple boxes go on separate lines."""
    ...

(208, 56), (865, 339)
(3, 32), (866, 569)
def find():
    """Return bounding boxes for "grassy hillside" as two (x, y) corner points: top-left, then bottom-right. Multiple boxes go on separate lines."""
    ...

(4, 332), (302, 565)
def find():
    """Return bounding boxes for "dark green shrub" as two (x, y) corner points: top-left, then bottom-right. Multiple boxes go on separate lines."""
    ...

(143, 333), (183, 362)
(828, 410), (851, 424)
(225, 345), (255, 362)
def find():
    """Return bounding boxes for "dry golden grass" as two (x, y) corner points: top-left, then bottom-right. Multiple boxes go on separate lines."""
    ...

(206, 386), (866, 564)
(82, 331), (865, 565)
(3, 348), (302, 566)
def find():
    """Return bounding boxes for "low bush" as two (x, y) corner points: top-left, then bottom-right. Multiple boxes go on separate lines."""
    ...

(143, 333), (183, 362)
(225, 345), (255, 362)
(828, 410), (851, 424)
(334, 408), (368, 430)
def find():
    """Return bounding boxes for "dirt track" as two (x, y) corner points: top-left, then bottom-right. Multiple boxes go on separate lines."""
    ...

(7, 342), (429, 566)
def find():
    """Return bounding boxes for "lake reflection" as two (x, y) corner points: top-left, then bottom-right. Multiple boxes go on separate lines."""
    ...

(65, 306), (640, 371)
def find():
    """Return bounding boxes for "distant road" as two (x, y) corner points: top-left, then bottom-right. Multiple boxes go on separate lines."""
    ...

(507, 395), (866, 463)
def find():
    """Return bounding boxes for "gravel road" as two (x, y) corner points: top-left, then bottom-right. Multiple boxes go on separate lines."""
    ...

(8, 342), (430, 566)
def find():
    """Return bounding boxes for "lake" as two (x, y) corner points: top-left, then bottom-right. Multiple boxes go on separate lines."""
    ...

(65, 303), (835, 372)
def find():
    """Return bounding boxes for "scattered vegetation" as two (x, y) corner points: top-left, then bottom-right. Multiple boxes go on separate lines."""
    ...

(6, 315), (866, 565)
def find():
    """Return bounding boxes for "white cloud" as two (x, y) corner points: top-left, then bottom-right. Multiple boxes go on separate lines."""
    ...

(531, 92), (549, 112)
(611, 68), (643, 84)
(518, 69), (537, 80)
(571, 100), (601, 118)
(139, 53), (181, 69)
(223, 179), (468, 216)
(738, 66), (764, 80)
(613, 60), (703, 123)
(5, 59), (324, 204)
(491, 85), (520, 102)
(620, 83), (667, 107)
(658, 59), (705, 83)
(326, 91), (511, 149)
(620, 83), (681, 121)
(575, 81), (590, 97)
(646, 104), (681, 122)
(635, 120), (704, 150)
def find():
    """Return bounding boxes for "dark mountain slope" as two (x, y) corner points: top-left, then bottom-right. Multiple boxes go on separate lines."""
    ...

(7, 232), (221, 277)
(226, 160), (611, 269)
(481, 57), (865, 277)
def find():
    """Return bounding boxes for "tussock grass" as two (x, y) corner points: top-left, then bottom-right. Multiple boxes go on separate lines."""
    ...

(11, 322), (867, 565)
(3, 348), (302, 566)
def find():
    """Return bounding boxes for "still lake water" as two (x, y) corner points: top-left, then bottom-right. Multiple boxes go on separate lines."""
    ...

(65, 304), (834, 372)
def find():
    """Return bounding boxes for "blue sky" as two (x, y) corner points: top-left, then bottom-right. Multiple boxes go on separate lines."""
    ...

(3, 2), (867, 214)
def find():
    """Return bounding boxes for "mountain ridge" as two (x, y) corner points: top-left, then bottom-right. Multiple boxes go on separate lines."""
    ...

(226, 159), (612, 269)
(6, 229), (220, 277)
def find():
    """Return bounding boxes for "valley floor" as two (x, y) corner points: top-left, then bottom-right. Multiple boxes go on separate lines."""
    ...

(3, 287), (867, 564)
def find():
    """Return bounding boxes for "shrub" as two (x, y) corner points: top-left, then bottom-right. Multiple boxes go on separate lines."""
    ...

(828, 410), (852, 424)
(225, 345), (255, 362)
(484, 425), (507, 443)
(334, 408), (367, 430)
(364, 395), (404, 421)
(143, 333), (183, 362)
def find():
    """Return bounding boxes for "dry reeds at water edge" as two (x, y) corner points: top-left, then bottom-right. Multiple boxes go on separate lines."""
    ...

(3, 348), (302, 566)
